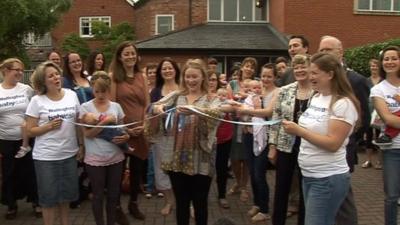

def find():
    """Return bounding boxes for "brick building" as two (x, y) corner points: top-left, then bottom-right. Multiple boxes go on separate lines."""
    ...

(44, 0), (400, 74)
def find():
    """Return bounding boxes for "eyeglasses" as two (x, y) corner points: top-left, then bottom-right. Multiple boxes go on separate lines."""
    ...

(8, 68), (24, 73)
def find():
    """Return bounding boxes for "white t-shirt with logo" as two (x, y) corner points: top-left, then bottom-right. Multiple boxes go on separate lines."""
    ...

(370, 80), (400, 149)
(298, 94), (358, 178)
(26, 89), (80, 160)
(0, 83), (34, 140)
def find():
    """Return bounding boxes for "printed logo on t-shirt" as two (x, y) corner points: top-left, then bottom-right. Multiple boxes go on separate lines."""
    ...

(0, 94), (27, 108)
(386, 95), (400, 108)
(48, 106), (76, 121)
(301, 105), (328, 122)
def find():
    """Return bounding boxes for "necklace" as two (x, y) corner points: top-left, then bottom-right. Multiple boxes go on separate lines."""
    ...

(295, 87), (312, 120)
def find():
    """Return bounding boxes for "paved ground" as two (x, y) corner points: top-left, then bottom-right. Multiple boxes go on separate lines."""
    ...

(0, 150), (396, 225)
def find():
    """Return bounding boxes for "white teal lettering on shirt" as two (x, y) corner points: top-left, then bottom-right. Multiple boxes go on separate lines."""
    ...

(385, 95), (400, 108)
(48, 106), (76, 121)
(0, 94), (26, 108)
(301, 105), (329, 122)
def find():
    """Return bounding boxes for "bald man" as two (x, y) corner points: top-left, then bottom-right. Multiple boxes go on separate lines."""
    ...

(319, 35), (371, 225)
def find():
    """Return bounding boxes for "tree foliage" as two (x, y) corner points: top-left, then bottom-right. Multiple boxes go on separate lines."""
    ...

(344, 38), (400, 76)
(60, 33), (91, 60)
(0, 0), (72, 63)
(91, 21), (136, 65)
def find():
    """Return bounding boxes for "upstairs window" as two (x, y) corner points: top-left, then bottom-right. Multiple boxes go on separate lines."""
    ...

(156, 15), (174, 35)
(208, 0), (268, 22)
(357, 0), (400, 12)
(80, 16), (111, 38)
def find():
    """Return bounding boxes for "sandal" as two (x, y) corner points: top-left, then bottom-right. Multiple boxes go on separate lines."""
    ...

(251, 212), (270, 223)
(218, 198), (230, 209)
(227, 184), (240, 195)
(5, 209), (17, 220)
(15, 146), (31, 158)
(375, 161), (383, 170)
(240, 189), (249, 202)
(34, 206), (42, 218)
(160, 203), (173, 216)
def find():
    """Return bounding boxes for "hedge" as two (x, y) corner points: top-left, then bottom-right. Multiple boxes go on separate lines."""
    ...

(344, 38), (400, 76)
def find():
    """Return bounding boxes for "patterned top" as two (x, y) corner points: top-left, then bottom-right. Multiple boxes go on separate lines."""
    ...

(151, 92), (221, 176)
(269, 82), (313, 153)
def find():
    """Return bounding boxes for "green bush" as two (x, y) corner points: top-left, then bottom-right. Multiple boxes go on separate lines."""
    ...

(344, 38), (400, 76)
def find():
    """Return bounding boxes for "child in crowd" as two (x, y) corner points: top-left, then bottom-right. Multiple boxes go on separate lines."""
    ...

(243, 80), (268, 155)
(81, 112), (134, 153)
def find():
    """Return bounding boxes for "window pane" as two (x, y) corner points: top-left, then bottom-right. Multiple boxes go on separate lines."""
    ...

(158, 16), (172, 34)
(255, 0), (267, 20)
(209, 0), (221, 20)
(358, 0), (370, 9)
(224, 0), (237, 21)
(373, 0), (391, 10)
(239, 0), (252, 21)
(82, 27), (90, 35)
(394, 0), (400, 10)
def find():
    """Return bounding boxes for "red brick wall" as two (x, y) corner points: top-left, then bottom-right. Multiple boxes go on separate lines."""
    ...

(269, 0), (285, 32)
(134, 0), (207, 41)
(52, 0), (135, 49)
(280, 0), (400, 53)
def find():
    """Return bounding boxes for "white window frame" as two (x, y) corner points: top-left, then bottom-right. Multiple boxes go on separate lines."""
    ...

(207, 0), (268, 22)
(79, 16), (111, 38)
(155, 14), (175, 35)
(355, 0), (400, 13)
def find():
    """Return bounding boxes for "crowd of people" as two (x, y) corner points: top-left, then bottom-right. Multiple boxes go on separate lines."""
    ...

(0, 35), (399, 225)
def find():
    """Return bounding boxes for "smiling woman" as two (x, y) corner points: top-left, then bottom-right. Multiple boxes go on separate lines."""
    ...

(26, 61), (81, 225)
(0, 58), (38, 220)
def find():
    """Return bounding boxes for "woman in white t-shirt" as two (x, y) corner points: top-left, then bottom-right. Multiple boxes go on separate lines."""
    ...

(0, 58), (38, 219)
(370, 46), (400, 225)
(282, 53), (360, 225)
(25, 61), (81, 225)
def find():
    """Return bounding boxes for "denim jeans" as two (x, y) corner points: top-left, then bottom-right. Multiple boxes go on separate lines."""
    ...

(243, 133), (270, 213)
(146, 146), (155, 193)
(302, 172), (350, 225)
(382, 149), (400, 225)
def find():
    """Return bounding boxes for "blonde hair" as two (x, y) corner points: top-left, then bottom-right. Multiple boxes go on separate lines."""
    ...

(0, 58), (24, 79)
(291, 54), (310, 67)
(31, 61), (62, 95)
(217, 87), (228, 95)
(180, 59), (209, 94)
(90, 71), (111, 92)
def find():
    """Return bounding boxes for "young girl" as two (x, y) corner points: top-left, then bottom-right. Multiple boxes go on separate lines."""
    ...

(79, 71), (130, 225)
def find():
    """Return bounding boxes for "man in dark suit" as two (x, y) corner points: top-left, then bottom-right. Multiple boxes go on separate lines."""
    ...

(318, 35), (371, 225)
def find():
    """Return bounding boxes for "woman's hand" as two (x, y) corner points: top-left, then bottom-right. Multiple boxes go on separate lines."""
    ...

(112, 133), (130, 144)
(177, 105), (193, 115)
(127, 126), (144, 137)
(48, 118), (63, 130)
(282, 120), (304, 136)
(153, 104), (165, 114)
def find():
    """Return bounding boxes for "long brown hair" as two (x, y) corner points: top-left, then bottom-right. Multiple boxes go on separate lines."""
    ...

(109, 41), (141, 83)
(311, 52), (361, 126)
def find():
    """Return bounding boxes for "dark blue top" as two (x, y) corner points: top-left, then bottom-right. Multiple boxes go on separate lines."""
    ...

(63, 77), (94, 104)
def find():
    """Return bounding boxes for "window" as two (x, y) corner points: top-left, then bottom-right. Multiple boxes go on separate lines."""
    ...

(357, 0), (400, 12)
(156, 15), (174, 35)
(208, 0), (268, 22)
(79, 16), (111, 37)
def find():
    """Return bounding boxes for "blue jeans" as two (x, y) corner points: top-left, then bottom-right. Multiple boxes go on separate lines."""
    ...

(146, 146), (155, 193)
(302, 172), (350, 225)
(383, 149), (400, 225)
(243, 133), (269, 213)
